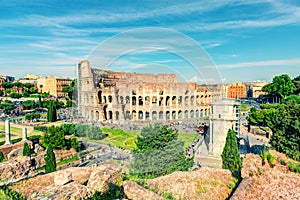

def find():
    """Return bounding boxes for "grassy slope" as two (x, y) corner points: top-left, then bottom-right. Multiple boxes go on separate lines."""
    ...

(89, 128), (198, 150)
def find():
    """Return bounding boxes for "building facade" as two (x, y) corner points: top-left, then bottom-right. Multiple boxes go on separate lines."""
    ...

(78, 60), (222, 122)
(37, 76), (72, 97)
(227, 82), (246, 99)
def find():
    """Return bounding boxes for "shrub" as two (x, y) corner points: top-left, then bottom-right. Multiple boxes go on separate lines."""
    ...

(22, 142), (31, 156)
(267, 153), (276, 166)
(0, 151), (4, 162)
(45, 145), (56, 173)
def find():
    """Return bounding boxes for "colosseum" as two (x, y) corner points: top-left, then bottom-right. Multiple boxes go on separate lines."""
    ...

(78, 60), (222, 123)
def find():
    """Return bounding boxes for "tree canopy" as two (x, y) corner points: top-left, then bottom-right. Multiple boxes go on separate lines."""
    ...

(262, 74), (294, 99)
(131, 123), (193, 178)
(221, 129), (242, 171)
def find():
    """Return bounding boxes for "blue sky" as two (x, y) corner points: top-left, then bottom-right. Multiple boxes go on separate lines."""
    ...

(0, 0), (300, 83)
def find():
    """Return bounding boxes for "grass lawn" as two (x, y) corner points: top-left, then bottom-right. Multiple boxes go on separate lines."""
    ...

(87, 128), (198, 151)
(99, 128), (140, 150)
(178, 133), (199, 149)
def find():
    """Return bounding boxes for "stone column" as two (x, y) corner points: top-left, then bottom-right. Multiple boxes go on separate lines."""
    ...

(22, 127), (28, 141)
(5, 120), (11, 145)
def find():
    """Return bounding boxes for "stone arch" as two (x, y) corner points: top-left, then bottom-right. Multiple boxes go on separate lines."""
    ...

(126, 96), (130, 103)
(172, 110), (176, 119)
(184, 110), (189, 119)
(178, 110), (182, 119)
(125, 110), (130, 120)
(185, 96), (189, 106)
(152, 96), (157, 104)
(159, 111), (163, 119)
(108, 110), (113, 120)
(152, 111), (157, 120)
(196, 109), (199, 118)
(190, 110), (194, 118)
(159, 97), (164, 106)
(145, 111), (150, 120)
(132, 96), (136, 105)
(115, 111), (119, 120)
(132, 110), (137, 120)
(172, 96), (177, 106)
(166, 96), (170, 106)
(103, 96), (107, 103)
(138, 96), (143, 106)
(103, 105), (108, 120)
(145, 96), (150, 106)
(178, 96), (183, 105)
(96, 111), (100, 121)
(97, 91), (102, 103)
(108, 95), (112, 103)
(190, 96), (195, 106)
(200, 109), (204, 117)
(120, 96), (124, 104)
(166, 111), (170, 120)
(138, 111), (143, 120)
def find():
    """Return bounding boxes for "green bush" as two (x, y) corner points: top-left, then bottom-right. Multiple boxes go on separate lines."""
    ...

(22, 142), (31, 156)
(45, 145), (56, 173)
(267, 153), (276, 166)
(0, 151), (4, 162)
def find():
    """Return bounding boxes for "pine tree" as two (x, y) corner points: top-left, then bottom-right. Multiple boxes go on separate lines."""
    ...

(131, 123), (194, 178)
(22, 142), (31, 156)
(0, 151), (4, 162)
(45, 145), (56, 173)
(221, 129), (242, 171)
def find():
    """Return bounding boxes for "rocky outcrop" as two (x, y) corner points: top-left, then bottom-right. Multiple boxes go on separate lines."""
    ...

(0, 156), (34, 185)
(241, 153), (263, 178)
(54, 170), (72, 186)
(123, 181), (164, 200)
(7, 147), (23, 159)
(232, 151), (300, 200)
(10, 164), (122, 200)
(87, 164), (122, 193)
(146, 167), (237, 200)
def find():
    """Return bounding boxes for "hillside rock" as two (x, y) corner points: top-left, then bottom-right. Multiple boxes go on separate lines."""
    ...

(147, 167), (237, 200)
(54, 170), (72, 186)
(87, 164), (122, 193)
(232, 151), (300, 200)
(123, 181), (164, 200)
(0, 156), (33, 185)
(241, 153), (263, 178)
(10, 164), (121, 200)
(7, 148), (23, 159)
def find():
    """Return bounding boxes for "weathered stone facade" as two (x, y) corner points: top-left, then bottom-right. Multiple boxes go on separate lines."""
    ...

(78, 60), (222, 123)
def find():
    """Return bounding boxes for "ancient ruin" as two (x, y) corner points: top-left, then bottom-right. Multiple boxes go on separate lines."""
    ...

(77, 60), (222, 123)
(4, 120), (11, 145)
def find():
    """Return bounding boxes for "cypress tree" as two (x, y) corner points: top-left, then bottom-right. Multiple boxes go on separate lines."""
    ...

(45, 145), (56, 173)
(0, 151), (4, 162)
(22, 142), (31, 156)
(47, 101), (57, 122)
(221, 129), (242, 171)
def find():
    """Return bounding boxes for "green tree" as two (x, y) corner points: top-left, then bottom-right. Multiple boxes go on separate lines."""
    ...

(47, 100), (57, 122)
(24, 83), (34, 91)
(292, 75), (300, 94)
(131, 123), (193, 178)
(0, 101), (15, 114)
(9, 92), (22, 98)
(0, 90), (4, 96)
(23, 100), (36, 110)
(13, 82), (24, 89)
(221, 129), (242, 171)
(268, 101), (300, 161)
(22, 142), (31, 156)
(0, 151), (4, 162)
(1, 82), (13, 90)
(45, 145), (56, 173)
(263, 74), (294, 99)
(22, 89), (29, 97)
(70, 137), (80, 151)
(42, 125), (66, 149)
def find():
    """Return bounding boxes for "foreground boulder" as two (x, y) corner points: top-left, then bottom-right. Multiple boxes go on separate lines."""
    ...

(10, 164), (122, 200)
(123, 181), (164, 200)
(146, 167), (237, 200)
(0, 156), (34, 185)
(232, 151), (300, 200)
